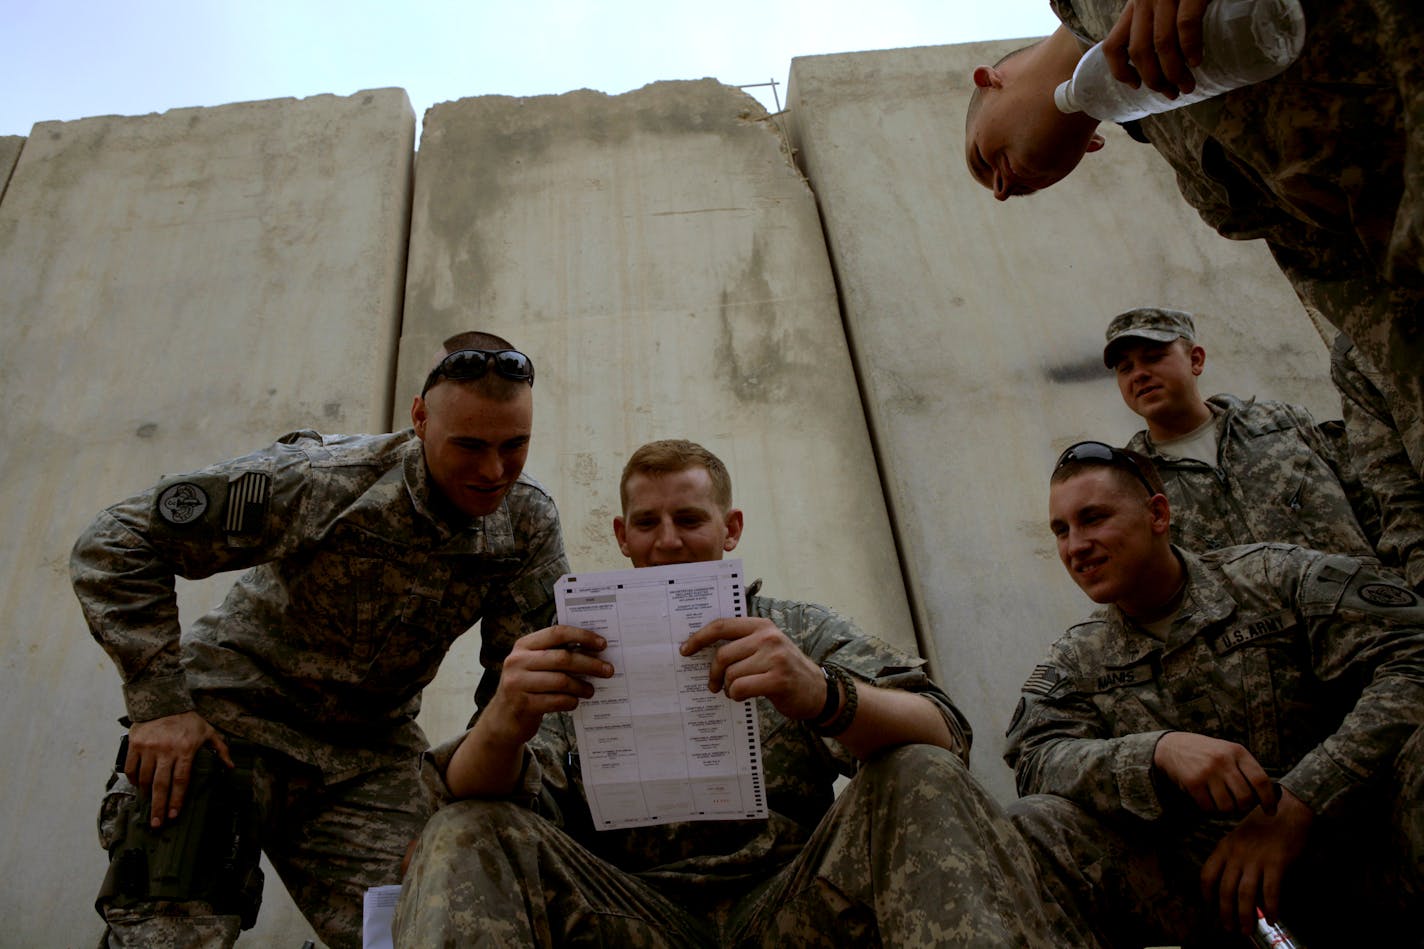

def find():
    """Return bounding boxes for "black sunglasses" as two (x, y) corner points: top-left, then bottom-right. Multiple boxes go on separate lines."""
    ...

(1054, 440), (1156, 497)
(421, 349), (535, 396)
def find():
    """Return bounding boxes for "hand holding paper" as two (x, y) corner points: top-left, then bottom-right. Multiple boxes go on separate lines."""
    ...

(681, 616), (825, 720)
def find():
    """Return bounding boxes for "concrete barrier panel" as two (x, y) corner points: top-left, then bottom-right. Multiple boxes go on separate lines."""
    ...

(0, 90), (413, 946)
(402, 80), (916, 746)
(786, 42), (1330, 800)
(0, 135), (22, 195)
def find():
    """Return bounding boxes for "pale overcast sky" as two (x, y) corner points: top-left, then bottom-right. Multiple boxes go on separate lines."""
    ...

(1, 0), (1058, 137)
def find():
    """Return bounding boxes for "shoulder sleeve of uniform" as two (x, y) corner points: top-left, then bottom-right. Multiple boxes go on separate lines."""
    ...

(759, 594), (973, 758)
(1050, 0), (1106, 43)
(1333, 562), (1424, 622)
(69, 436), (323, 722)
(1298, 551), (1365, 616)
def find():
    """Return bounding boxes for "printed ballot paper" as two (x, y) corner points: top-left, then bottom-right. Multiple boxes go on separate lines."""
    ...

(555, 558), (768, 831)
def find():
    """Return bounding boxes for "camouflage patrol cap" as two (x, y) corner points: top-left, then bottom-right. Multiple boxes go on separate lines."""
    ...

(1103, 307), (1196, 368)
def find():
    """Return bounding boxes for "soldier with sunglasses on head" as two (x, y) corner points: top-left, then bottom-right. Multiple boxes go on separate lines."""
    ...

(1005, 441), (1424, 947)
(71, 330), (568, 948)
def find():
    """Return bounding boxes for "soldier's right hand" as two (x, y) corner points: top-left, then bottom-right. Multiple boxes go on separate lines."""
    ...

(1152, 731), (1277, 816)
(125, 711), (233, 827)
(1102, 0), (1210, 97)
(482, 625), (612, 748)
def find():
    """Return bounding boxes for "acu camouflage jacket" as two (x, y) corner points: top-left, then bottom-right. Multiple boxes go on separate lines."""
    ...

(71, 429), (569, 781)
(1126, 394), (1379, 560)
(1006, 544), (1424, 822)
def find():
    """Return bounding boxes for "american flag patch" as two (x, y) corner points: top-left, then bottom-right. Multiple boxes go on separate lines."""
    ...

(1023, 664), (1062, 696)
(224, 472), (270, 534)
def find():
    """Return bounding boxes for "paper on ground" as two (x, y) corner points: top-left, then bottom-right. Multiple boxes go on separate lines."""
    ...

(362, 883), (401, 948)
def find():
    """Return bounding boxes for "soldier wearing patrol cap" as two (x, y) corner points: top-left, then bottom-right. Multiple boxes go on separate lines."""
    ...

(1103, 305), (1384, 568)
(71, 330), (569, 948)
(1005, 441), (1424, 946)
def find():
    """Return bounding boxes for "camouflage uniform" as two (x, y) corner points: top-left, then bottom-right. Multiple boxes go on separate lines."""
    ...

(71, 429), (569, 948)
(396, 584), (1091, 948)
(1052, 0), (1424, 485)
(1005, 544), (1424, 946)
(1330, 333), (1424, 589)
(1124, 394), (1380, 560)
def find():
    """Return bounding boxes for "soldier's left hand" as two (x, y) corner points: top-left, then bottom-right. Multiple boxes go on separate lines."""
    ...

(1199, 785), (1314, 935)
(681, 617), (823, 720)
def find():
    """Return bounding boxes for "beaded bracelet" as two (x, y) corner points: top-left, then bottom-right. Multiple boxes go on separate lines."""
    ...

(811, 664), (859, 737)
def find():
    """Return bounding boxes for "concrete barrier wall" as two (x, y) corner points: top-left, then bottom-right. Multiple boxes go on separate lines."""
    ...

(1, 42), (1341, 945)
(0, 89), (414, 947)
(401, 79), (915, 747)
(785, 41), (1333, 801)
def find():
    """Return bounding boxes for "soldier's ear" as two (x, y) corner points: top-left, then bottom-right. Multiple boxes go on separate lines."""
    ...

(1189, 345), (1206, 375)
(1147, 493), (1172, 535)
(722, 508), (744, 551)
(411, 396), (428, 438)
(971, 65), (1004, 90)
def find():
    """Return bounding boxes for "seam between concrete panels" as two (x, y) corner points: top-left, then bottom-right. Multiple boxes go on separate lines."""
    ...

(775, 113), (932, 673)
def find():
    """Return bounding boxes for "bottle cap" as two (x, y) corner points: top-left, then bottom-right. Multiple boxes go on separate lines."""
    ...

(1053, 80), (1078, 115)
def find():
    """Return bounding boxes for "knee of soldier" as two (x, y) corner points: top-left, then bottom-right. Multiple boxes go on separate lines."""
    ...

(860, 742), (970, 789)
(849, 743), (988, 818)
(414, 799), (540, 859)
(1007, 794), (1102, 855)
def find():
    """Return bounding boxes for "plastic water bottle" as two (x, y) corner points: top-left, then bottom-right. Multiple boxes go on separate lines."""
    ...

(1053, 0), (1307, 122)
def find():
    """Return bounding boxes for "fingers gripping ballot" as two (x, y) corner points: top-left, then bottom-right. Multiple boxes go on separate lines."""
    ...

(1102, 0), (1210, 96)
(679, 617), (824, 721)
(484, 625), (612, 746)
(1152, 732), (1278, 815)
(125, 711), (233, 828)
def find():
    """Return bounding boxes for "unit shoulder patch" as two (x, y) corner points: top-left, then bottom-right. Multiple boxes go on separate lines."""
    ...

(157, 482), (209, 526)
(1357, 582), (1417, 608)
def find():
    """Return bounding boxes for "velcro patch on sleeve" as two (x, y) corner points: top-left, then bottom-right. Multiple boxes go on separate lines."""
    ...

(156, 482), (210, 526)
(223, 471), (270, 534)
(1022, 664), (1063, 696)
(1356, 582), (1418, 608)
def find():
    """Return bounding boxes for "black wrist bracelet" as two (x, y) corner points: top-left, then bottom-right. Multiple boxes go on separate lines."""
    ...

(813, 665), (839, 725)
(811, 665), (859, 737)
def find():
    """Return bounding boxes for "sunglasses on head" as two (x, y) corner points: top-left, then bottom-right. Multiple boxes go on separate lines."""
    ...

(1054, 440), (1156, 497)
(421, 349), (535, 396)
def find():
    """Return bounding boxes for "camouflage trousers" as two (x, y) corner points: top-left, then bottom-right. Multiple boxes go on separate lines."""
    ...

(394, 744), (1095, 948)
(96, 743), (434, 949)
(1010, 726), (1424, 949)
